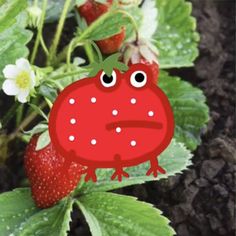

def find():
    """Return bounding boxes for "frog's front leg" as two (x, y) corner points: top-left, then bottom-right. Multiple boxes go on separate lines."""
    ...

(111, 155), (129, 182)
(146, 156), (166, 178)
(82, 166), (97, 182)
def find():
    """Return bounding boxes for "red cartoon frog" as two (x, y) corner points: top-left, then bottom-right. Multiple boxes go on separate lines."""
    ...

(49, 55), (174, 182)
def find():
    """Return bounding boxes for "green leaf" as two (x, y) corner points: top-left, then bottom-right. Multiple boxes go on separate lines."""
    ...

(88, 53), (128, 77)
(0, 0), (27, 33)
(36, 130), (50, 151)
(0, 188), (74, 236)
(16, 198), (74, 236)
(39, 84), (58, 103)
(78, 139), (192, 194)
(0, 188), (39, 235)
(76, 0), (86, 7)
(0, 24), (32, 87)
(29, 104), (48, 121)
(80, 10), (130, 41)
(158, 71), (209, 150)
(154, 0), (199, 68)
(77, 192), (175, 236)
(24, 123), (48, 136)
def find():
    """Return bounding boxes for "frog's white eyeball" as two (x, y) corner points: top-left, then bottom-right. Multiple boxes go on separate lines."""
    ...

(130, 71), (147, 88)
(100, 71), (117, 88)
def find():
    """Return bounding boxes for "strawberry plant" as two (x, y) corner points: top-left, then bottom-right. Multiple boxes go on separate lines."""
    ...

(0, 0), (209, 235)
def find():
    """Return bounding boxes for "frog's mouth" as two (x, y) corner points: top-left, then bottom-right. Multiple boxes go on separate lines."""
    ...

(106, 120), (163, 130)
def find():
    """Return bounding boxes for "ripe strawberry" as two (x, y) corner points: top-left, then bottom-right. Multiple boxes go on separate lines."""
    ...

(132, 58), (159, 84)
(24, 134), (84, 208)
(122, 39), (159, 84)
(78, 0), (125, 54)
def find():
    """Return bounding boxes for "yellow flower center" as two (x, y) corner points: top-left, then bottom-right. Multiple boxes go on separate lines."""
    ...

(16, 71), (31, 89)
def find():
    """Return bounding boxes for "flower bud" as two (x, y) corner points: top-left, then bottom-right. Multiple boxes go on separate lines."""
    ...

(27, 6), (42, 28)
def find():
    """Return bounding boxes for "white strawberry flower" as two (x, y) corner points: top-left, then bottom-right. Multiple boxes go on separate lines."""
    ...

(2, 58), (36, 103)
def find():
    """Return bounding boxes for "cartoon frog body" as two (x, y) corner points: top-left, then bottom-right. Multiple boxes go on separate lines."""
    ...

(49, 63), (174, 182)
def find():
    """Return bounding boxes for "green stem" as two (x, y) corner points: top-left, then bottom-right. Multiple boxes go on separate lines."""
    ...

(47, 0), (72, 65)
(66, 38), (76, 68)
(45, 97), (53, 108)
(48, 69), (89, 81)
(40, 35), (49, 56)
(30, 0), (48, 64)
(16, 104), (24, 127)
(84, 43), (95, 63)
(116, 9), (139, 41)
(89, 41), (103, 62)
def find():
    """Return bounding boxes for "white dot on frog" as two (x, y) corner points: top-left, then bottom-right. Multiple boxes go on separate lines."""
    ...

(130, 140), (136, 147)
(70, 118), (76, 124)
(91, 97), (96, 103)
(69, 98), (75, 104)
(148, 111), (154, 117)
(116, 127), (121, 133)
(112, 109), (118, 116)
(91, 139), (97, 145)
(69, 135), (75, 142)
(130, 98), (136, 104)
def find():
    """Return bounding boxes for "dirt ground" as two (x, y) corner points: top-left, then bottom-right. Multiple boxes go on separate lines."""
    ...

(70, 1), (236, 235)
(0, 0), (235, 236)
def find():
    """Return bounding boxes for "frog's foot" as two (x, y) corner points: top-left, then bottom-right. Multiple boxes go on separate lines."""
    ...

(81, 167), (97, 182)
(146, 157), (166, 178)
(111, 167), (129, 182)
(111, 154), (129, 181)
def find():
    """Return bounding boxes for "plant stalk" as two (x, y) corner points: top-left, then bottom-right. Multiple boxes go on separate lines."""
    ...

(30, 0), (48, 64)
(84, 43), (95, 64)
(9, 102), (47, 141)
(47, 0), (72, 65)
(48, 69), (89, 81)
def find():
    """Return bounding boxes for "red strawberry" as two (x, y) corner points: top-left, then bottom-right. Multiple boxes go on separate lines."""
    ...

(122, 39), (159, 84)
(78, 0), (125, 54)
(130, 58), (159, 84)
(24, 134), (84, 208)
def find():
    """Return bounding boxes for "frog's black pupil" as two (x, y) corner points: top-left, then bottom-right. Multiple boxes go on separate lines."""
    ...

(103, 74), (113, 84)
(135, 73), (145, 82)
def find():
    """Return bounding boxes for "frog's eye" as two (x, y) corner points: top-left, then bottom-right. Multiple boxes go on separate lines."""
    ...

(130, 71), (147, 88)
(100, 71), (117, 88)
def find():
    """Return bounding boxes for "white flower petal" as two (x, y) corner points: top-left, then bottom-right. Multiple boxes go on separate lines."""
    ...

(73, 57), (86, 66)
(131, 51), (141, 64)
(140, 45), (157, 63)
(30, 71), (36, 88)
(16, 58), (31, 71)
(140, 0), (158, 39)
(2, 79), (19, 95)
(3, 65), (20, 79)
(17, 90), (30, 103)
